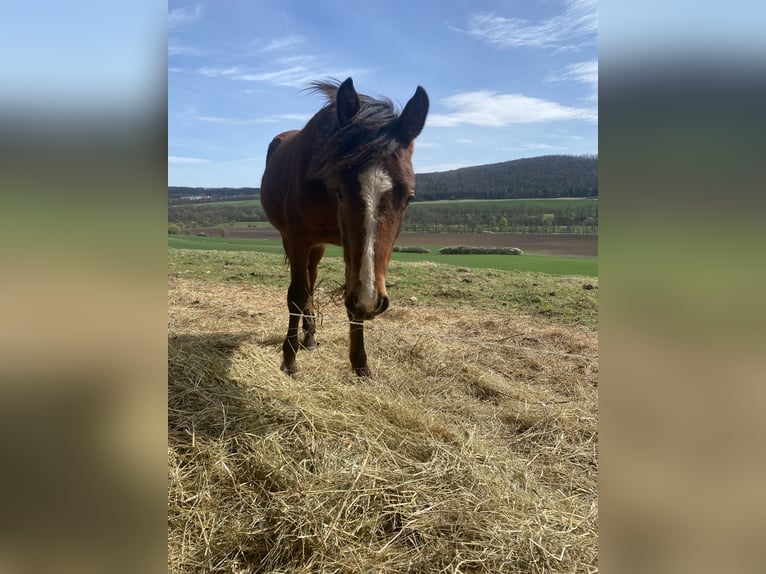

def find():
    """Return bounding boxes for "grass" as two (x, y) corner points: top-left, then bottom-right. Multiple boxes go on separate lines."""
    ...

(390, 251), (596, 276)
(169, 235), (286, 255)
(168, 247), (598, 573)
(169, 247), (597, 327)
(168, 235), (598, 277)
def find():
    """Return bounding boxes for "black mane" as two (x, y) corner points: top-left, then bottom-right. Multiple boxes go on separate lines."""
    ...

(306, 79), (403, 179)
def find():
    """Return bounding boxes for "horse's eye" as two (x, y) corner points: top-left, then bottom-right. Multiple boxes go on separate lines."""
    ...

(405, 194), (415, 205)
(335, 189), (343, 201)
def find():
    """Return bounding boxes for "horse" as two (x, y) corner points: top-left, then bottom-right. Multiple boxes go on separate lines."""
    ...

(260, 77), (429, 376)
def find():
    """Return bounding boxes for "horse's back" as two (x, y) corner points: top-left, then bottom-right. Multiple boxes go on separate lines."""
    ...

(265, 130), (299, 165)
(260, 124), (339, 246)
(261, 130), (301, 232)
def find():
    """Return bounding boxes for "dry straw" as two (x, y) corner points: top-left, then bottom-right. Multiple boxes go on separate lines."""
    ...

(168, 278), (598, 573)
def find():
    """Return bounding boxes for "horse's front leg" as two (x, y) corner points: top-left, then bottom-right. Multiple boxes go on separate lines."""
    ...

(282, 279), (308, 376)
(348, 316), (370, 376)
(301, 244), (326, 351)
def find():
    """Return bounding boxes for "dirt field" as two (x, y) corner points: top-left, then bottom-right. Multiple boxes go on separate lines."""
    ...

(192, 226), (598, 258)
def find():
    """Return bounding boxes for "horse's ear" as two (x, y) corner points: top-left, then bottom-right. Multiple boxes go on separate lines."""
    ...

(398, 86), (429, 145)
(336, 77), (360, 127)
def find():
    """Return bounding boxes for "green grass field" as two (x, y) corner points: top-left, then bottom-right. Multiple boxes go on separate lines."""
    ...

(168, 234), (597, 277)
(169, 247), (598, 326)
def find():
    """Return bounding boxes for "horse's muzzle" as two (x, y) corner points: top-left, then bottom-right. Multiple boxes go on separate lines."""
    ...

(346, 293), (389, 321)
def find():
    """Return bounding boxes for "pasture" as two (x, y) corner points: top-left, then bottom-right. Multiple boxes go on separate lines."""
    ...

(168, 235), (598, 277)
(168, 248), (598, 572)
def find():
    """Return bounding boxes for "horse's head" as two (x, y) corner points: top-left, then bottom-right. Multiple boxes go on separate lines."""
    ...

(329, 78), (429, 321)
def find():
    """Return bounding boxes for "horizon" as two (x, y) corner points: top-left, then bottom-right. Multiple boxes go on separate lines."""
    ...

(168, 153), (598, 190)
(169, 1), (598, 187)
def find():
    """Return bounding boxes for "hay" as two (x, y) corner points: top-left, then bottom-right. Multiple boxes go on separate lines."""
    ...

(168, 278), (598, 573)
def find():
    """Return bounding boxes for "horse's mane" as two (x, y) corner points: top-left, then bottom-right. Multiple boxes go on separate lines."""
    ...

(305, 79), (403, 179)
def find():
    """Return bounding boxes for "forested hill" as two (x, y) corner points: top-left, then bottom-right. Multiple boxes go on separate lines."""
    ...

(414, 155), (597, 201)
(169, 155), (596, 203)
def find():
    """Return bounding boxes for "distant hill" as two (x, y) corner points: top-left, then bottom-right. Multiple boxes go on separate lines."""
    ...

(414, 155), (597, 201)
(168, 187), (260, 205)
(168, 154), (597, 203)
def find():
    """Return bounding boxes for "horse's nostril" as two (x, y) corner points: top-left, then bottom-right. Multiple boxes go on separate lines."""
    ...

(376, 295), (389, 314)
(345, 294), (358, 312)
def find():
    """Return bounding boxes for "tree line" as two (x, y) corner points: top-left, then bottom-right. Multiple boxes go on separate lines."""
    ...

(404, 201), (597, 233)
(169, 155), (597, 204)
(414, 155), (597, 201)
(169, 203), (265, 228)
(168, 154), (598, 233)
(169, 200), (597, 234)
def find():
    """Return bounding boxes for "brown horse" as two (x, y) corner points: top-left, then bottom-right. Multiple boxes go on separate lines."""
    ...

(260, 78), (429, 376)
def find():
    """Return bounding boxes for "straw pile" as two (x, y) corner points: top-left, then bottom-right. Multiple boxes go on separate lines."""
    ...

(168, 276), (597, 573)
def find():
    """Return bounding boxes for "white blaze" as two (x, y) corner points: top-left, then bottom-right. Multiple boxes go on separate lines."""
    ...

(357, 165), (392, 311)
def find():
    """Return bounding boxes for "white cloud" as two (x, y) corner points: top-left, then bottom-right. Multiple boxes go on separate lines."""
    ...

(258, 34), (306, 52)
(198, 66), (242, 77)
(428, 91), (597, 127)
(276, 55), (318, 66)
(272, 113), (312, 122)
(168, 42), (208, 56)
(415, 161), (472, 173)
(512, 143), (568, 152)
(413, 140), (441, 149)
(168, 156), (210, 165)
(548, 60), (598, 86)
(196, 113), (311, 125)
(197, 63), (369, 88)
(466, 0), (597, 50)
(196, 115), (264, 125)
(234, 66), (308, 84)
(457, 138), (475, 144)
(168, 4), (203, 29)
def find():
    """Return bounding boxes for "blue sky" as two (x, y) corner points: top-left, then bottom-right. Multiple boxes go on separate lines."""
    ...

(168, 0), (598, 187)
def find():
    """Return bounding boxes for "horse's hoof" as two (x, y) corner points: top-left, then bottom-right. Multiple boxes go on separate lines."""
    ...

(280, 361), (298, 377)
(354, 366), (371, 377)
(301, 337), (317, 351)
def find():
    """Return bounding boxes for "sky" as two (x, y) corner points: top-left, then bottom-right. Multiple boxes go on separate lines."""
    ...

(168, 0), (598, 188)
